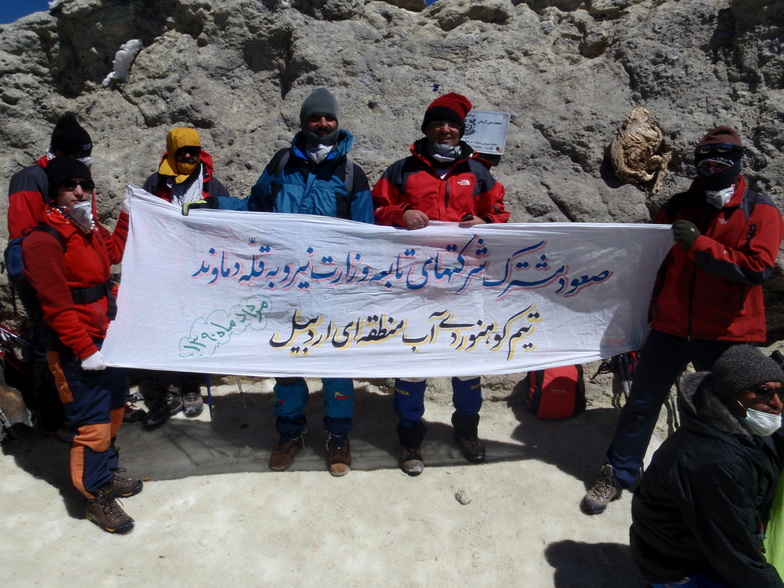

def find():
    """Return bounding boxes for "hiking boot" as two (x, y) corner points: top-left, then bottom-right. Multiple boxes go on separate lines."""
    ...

(399, 446), (424, 476)
(142, 389), (183, 428)
(455, 434), (486, 464)
(110, 469), (143, 498)
(581, 464), (622, 515)
(123, 400), (146, 423)
(269, 435), (305, 471)
(85, 488), (134, 533)
(326, 434), (351, 477)
(182, 391), (204, 417)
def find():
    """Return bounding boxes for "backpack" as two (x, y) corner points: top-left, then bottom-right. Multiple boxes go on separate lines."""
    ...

(4, 225), (65, 317)
(3, 225), (116, 319)
(525, 365), (586, 419)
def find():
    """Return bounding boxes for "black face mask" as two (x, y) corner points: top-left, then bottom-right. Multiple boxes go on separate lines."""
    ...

(695, 148), (744, 192)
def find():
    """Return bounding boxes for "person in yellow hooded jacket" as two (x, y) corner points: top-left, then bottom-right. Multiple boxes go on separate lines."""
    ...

(142, 127), (230, 204)
(139, 127), (230, 426)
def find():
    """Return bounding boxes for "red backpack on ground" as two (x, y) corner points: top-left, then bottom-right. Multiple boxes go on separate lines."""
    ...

(525, 365), (586, 419)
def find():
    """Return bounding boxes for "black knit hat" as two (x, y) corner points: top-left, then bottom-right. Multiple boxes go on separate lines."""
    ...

(712, 344), (784, 400)
(46, 157), (93, 202)
(50, 113), (93, 154)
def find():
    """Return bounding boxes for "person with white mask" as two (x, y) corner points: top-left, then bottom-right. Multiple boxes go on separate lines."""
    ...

(583, 126), (784, 516)
(204, 87), (375, 477)
(371, 92), (509, 475)
(6, 113), (95, 436)
(22, 157), (142, 534)
(630, 344), (784, 588)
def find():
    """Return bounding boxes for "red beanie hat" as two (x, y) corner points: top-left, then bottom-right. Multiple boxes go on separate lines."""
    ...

(421, 92), (473, 136)
(696, 126), (743, 150)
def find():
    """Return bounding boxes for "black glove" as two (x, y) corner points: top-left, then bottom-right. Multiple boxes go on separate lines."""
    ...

(672, 219), (700, 250)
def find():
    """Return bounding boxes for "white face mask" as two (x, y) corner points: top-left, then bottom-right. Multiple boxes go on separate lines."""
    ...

(737, 401), (782, 437)
(705, 185), (735, 209)
(305, 144), (334, 165)
(76, 156), (93, 169)
(66, 200), (95, 232)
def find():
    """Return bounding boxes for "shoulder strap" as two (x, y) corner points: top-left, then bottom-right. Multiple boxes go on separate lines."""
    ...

(33, 224), (66, 250)
(344, 159), (354, 197)
(273, 148), (291, 175)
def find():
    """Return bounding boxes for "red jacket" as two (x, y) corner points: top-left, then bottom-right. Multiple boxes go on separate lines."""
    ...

(650, 176), (784, 342)
(22, 206), (129, 359)
(7, 154), (49, 239)
(372, 140), (509, 226)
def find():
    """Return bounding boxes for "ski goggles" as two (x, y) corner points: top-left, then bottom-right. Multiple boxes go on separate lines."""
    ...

(695, 143), (740, 155)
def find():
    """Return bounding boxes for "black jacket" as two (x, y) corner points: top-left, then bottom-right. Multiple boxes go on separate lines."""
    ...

(630, 371), (784, 587)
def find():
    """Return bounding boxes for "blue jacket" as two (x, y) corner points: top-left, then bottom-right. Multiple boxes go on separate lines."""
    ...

(214, 130), (374, 223)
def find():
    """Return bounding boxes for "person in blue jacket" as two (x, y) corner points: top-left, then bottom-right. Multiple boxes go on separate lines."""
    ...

(208, 88), (374, 477)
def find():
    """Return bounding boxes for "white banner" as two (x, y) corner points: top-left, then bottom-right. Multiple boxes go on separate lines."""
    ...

(102, 187), (673, 378)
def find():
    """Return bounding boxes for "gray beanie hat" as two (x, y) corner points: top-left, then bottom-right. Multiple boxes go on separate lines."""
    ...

(712, 344), (784, 400)
(300, 88), (340, 146)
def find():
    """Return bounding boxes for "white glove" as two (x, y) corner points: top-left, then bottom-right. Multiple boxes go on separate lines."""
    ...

(121, 197), (131, 214)
(81, 351), (107, 371)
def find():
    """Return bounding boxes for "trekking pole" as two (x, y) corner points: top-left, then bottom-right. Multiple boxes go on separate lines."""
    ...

(670, 380), (681, 430)
(235, 375), (246, 407)
(205, 373), (213, 419)
(618, 353), (631, 403)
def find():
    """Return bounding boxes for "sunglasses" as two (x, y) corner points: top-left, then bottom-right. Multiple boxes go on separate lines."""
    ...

(749, 385), (782, 403)
(695, 143), (740, 155)
(428, 120), (462, 131)
(60, 179), (94, 191)
(176, 146), (202, 157)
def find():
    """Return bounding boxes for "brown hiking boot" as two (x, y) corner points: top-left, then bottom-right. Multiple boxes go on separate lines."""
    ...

(326, 434), (351, 477)
(455, 434), (486, 464)
(269, 435), (305, 471)
(110, 470), (143, 498)
(85, 488), (135, 533)
(581, 464), (622, 515)
(399, 446), (424, 476)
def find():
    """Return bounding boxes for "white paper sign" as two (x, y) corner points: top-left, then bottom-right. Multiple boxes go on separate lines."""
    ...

(463, 110), (510, 155)
(101, 187), (673, 378)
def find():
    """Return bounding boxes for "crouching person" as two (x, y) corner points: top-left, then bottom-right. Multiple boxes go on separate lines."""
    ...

(630, 344), (784, 587)
(22, 158), (142, 533)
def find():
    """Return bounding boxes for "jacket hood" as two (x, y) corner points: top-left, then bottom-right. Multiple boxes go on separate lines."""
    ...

(679, 371), (754, 442)
(156, 149), (216, 184)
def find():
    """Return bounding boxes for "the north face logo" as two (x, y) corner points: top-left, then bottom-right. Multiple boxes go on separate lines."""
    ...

(457, 179), (471, 186)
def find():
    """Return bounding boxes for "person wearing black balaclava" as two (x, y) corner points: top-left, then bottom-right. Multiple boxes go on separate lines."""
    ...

(583, 125), (784, 516)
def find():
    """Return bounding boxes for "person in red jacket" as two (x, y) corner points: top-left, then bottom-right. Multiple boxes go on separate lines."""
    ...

(582, 126), (784, 515)
(372, 92), (509, 476)
(140, 127), (230, 427)
(22, 158), (142, 533)
(6, 113), (94, 434)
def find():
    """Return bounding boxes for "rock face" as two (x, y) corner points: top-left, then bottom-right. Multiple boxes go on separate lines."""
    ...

(0, 0), (783, 336)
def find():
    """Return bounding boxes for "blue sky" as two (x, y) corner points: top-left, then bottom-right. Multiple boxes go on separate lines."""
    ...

(0, 0), (440, 25)
(0, 0), (51, 25)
